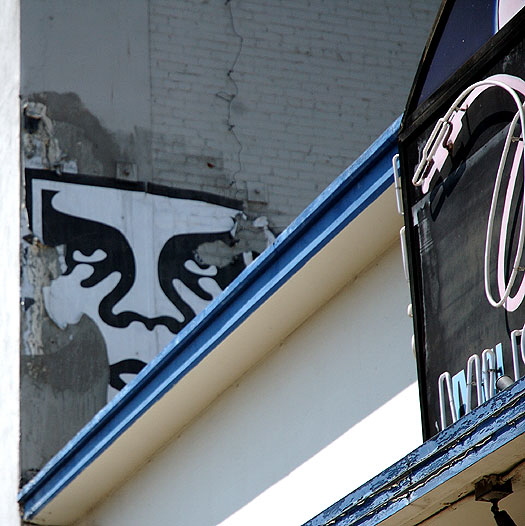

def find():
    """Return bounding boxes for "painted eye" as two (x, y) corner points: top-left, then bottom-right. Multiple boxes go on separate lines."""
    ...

(183, 259), (218, 276)
(72, 249), (107, 264)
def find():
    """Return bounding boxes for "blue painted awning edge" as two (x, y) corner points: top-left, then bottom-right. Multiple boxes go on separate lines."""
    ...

(302, 377), (525, 526)
(18, 116), (402, 520)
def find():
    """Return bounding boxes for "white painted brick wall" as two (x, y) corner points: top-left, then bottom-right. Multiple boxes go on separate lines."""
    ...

(16, 0), (440, 496)
(150, 0), (440, 231)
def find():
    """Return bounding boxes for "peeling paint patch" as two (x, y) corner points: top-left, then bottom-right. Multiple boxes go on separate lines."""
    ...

(20, 220), (64, 357)
(22, 101), (77, 173)
(197, 215), (276, 267)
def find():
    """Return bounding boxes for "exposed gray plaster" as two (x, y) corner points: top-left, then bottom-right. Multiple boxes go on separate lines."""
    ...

(25, 92), (122, 177)
(23, 92), (154, 181)
(20, 314), (108, 483)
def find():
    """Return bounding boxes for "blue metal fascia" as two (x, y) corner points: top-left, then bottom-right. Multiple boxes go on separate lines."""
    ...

(303, 377), (525, 526)
(18, 116), (401, 520)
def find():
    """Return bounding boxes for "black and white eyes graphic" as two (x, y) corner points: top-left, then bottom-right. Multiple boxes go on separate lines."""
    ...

(28, 174), (249, 396)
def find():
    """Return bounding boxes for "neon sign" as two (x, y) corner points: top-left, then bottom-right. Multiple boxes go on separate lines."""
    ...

(398, 12), (525, 437)
(410, 74), (525, 431)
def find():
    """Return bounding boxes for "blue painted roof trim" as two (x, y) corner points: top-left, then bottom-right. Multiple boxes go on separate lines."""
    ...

(303, 377), (525, 526)
(19, 116), (402, 520)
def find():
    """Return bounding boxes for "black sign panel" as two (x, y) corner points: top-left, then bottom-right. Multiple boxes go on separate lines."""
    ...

(400, 9), (525, 438)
